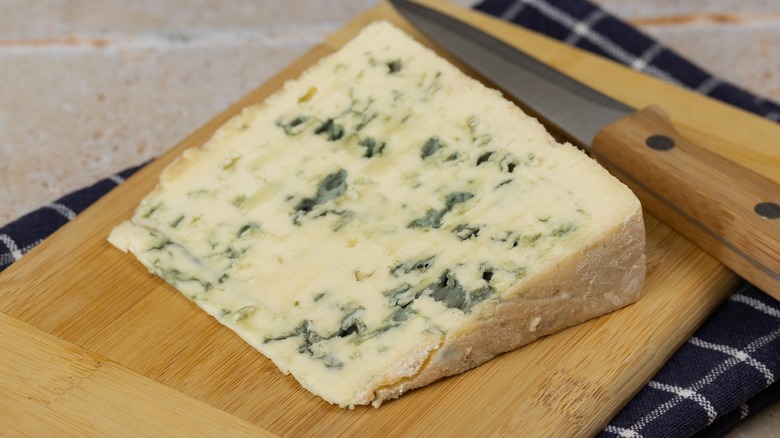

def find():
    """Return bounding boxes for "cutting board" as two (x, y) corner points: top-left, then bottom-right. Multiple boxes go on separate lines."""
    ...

(2, 1), (778, 436)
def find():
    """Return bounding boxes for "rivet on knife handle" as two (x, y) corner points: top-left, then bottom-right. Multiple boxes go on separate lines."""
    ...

(592, 105), (780, 298)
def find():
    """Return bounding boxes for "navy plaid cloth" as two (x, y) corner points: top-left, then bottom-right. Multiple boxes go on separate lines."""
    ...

(1, 0), (778, 436)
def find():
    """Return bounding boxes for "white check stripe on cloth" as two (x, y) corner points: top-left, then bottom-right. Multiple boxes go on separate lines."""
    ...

(0, 169), (131, 267)
(616, 326), (780, 434)
(631, 42), (663, 72)
(696, 76), (722, 95)
(731, 292), (780, 318)
(0, 233), (23, 261)
(740, 403), (750, 420)
(689, 337), (775, 385)
(0, 234), (43, 266)
(1, 170), (128, 269)
(107, 173), (126, 185)
(499, 0), (527, 20)
(500, 0), (686, 88)
(45, 202), (77, 220)
(602, 425), (641, 438)
(648, 381), (718, 423)
(564, 9), (607, 45)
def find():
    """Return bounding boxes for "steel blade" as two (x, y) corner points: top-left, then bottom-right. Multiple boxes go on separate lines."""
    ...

(390, 0), (634, 148)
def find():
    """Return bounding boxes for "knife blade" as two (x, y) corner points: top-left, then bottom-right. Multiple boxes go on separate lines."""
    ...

(390, 0), (780, 300)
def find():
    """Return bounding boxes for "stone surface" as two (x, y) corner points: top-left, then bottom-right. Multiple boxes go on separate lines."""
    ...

(593, 0), (780, 103)
(0, 0), (777, 434)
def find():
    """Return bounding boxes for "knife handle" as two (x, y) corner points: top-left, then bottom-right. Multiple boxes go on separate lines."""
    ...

(592, 105), (780, 300)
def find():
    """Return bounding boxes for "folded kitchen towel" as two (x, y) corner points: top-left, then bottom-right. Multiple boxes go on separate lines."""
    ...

(1, 1), (778, 436)
(474, 0), (780, 120)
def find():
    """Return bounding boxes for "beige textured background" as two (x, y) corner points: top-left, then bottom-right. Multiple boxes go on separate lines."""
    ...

(1, 0), (779, 226)
(0, 1), (778, 435)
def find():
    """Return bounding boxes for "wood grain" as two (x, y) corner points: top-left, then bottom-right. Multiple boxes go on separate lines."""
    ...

(1, 1), (776, 436)
(0, 312), (275, 437)
(593, 105), (780, 298)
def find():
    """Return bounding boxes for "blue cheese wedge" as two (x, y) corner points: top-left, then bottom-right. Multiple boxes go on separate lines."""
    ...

(108, 21), (645, 408)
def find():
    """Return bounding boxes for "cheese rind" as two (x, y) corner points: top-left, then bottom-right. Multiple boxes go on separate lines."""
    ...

(109, 21), (645, 408)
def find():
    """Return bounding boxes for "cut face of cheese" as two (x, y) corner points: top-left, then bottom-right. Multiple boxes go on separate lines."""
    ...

(108, 21), (645, 408)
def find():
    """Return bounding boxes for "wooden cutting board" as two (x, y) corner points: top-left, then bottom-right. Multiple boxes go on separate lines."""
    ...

(2, 1), (778, 436)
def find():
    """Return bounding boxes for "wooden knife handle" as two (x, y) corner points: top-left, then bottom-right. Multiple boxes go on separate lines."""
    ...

(592, 105), (780, 300)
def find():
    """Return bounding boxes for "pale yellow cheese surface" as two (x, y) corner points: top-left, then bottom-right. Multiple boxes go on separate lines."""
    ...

(109, 21), (640, 407)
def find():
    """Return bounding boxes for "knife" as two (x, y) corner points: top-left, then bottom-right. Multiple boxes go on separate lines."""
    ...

(389, 0), (780, 300)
